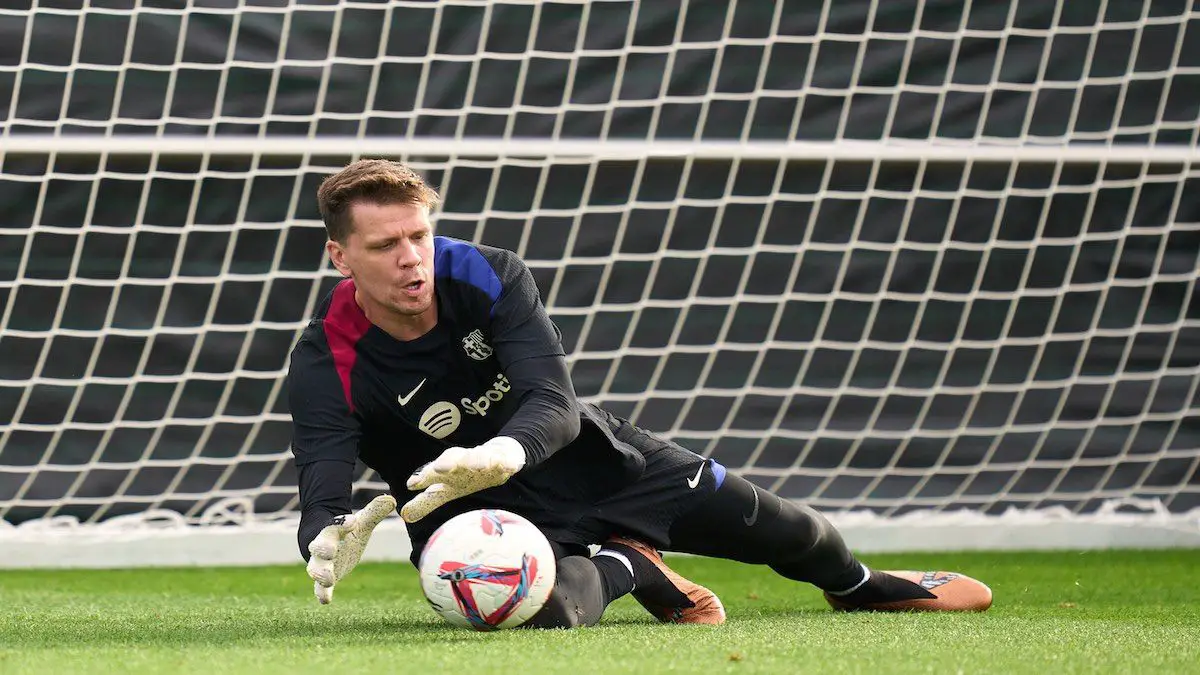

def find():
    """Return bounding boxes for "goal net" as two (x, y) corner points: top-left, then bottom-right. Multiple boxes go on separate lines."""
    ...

(2, 1), (1198, 566)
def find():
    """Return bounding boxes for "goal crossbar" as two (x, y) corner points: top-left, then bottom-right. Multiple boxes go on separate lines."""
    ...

(3, 136), (1198, 164)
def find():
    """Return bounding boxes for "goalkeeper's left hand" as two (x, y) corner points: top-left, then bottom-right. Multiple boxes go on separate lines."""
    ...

(400, 437), (526, 523)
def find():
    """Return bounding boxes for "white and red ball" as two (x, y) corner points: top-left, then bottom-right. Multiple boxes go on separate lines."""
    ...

(418, 509), (556, 630)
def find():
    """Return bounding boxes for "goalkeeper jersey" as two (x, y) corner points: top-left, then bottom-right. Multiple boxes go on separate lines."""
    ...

(287, 236), (646, 559)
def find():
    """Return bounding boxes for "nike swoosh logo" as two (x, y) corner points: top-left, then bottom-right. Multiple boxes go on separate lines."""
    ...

(743, 485), (759, 527)
(686, 461), (706, 489)
(397, 378), (426, 406)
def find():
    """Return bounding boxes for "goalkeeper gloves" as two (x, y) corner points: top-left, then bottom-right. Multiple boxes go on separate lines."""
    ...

(306, 493), (396, 604)
(400, 437), (526, 523)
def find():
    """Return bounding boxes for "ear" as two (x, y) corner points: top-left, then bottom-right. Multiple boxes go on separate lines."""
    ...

(326, 239), (352, 277)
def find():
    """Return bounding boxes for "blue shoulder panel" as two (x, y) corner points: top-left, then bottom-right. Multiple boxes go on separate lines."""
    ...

(434, 236), (503, 310)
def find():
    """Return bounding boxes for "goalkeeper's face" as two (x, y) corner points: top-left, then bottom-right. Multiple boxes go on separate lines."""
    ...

(329, 201), (437, 325)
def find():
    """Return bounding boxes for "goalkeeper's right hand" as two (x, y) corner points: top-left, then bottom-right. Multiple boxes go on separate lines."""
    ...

(306, 494), (396, 605)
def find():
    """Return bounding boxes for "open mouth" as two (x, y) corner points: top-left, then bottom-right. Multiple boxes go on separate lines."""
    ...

(403, 280), (424, 294)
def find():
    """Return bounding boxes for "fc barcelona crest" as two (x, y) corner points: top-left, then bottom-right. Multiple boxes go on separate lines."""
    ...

(462, 329), (493, 361)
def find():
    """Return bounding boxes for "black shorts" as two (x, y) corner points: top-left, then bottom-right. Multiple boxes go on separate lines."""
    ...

(542, 420), (727, 552)
(405, 419), (728, 563)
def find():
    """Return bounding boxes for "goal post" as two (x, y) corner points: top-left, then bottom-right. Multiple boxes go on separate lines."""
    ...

(2, 1), (1199, 567)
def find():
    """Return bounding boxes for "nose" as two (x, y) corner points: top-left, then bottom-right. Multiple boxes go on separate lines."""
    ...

(396, 239), (421, 268)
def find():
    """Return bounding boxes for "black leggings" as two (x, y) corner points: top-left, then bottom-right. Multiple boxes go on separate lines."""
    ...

(525, 471), (863, 628)
(521, 554), (611, 629)
(666, 471), (862, 590)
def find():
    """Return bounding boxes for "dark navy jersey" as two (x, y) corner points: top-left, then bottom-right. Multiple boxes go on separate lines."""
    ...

(288, 236), (645, 558)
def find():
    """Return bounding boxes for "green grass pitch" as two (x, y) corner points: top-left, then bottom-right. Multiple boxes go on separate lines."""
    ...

(4, 549), (1198, 674)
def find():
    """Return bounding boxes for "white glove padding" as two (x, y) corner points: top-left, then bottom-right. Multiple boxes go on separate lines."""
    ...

(400, 437), (526, 523)
(306, 493), (396, 604)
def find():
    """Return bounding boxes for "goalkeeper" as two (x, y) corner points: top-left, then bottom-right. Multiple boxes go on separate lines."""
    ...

(289, 159), (992, 628)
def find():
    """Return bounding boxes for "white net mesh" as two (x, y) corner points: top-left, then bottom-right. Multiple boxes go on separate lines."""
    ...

(1, 1), (1198, 542)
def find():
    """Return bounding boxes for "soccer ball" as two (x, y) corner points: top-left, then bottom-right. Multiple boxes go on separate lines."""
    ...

(417, 509), (556, 631)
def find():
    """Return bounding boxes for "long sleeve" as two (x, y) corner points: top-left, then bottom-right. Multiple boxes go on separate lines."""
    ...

(296, 459), (355, 561)
(499, 354), (582, 467)
(485, 249), (581, 467)
(287, 336), (363, 561)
